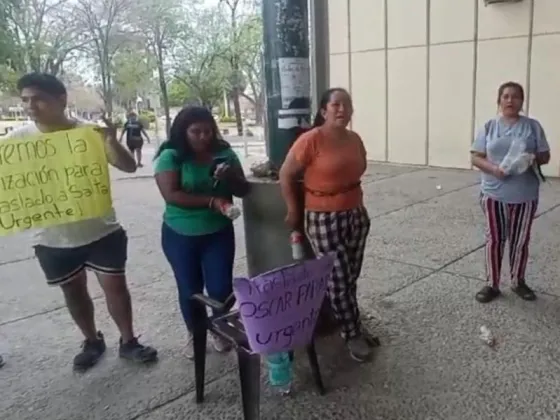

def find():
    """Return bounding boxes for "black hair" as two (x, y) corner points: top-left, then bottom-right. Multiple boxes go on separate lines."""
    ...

(497, 81), (524, 105)
(312, 87), (351, 127)
(154, 106), (230, 162)
(16, 72), (67, 96)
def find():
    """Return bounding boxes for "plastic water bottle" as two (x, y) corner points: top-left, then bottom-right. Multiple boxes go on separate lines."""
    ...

(219, 202), (241, 220)
(290, 231), (305, 260)
(500, 138), (526, 175)
(266, 352), (292, 395)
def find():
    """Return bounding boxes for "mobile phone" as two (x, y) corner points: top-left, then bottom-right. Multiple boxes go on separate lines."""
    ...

(211, 157), (230, 188)
(210, 157), (229, 174)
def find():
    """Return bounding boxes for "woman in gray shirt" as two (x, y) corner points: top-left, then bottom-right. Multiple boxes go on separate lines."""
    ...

(471, 81), (550, 303)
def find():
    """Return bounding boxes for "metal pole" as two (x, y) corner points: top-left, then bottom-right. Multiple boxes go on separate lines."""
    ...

(262, 0), (311, 171)
(243, 0), (312, 277)
(309, 0), (329, 114)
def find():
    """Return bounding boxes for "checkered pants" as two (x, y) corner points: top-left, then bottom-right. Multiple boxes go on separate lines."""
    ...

(305, 206), (371, 340)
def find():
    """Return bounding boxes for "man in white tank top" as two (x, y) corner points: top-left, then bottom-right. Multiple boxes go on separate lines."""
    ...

(5, 73), (157, 371)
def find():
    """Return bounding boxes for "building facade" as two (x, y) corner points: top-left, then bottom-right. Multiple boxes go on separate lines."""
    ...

(327, 0), (560, 176)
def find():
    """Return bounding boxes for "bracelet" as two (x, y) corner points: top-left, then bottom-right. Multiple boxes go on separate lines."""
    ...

(208, 197), (215, 209)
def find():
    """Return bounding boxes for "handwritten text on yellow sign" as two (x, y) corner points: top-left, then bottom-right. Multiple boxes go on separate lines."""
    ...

(0, 127), (112, 235)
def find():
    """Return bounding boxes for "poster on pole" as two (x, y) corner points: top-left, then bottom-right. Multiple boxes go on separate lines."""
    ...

(278, 57), (311, 109)
(233, 254), (333, 355)
(0, 127), (112, 235)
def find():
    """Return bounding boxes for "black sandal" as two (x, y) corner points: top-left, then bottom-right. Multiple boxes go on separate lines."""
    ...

(512, 283), (536, 301)
(475, 286), (501, 303)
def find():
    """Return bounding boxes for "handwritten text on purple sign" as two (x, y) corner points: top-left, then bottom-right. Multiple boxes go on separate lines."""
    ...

(233, 255), (333, 354)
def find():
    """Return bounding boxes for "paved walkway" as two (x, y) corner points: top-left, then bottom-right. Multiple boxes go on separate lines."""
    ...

(2, 163), (560, 419)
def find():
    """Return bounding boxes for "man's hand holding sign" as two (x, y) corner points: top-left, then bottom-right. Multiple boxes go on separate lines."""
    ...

(96, 113), (137, 174)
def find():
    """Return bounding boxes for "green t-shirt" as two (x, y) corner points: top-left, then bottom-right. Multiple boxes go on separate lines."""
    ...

(154, 147), (241, 236)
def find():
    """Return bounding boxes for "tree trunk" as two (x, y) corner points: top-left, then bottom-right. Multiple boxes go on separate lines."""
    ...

(229, 6), (243, 136)
(105, 73), (113, 116)
(231, 88), (243, 136)
(255, 92), (264, 125)
(156, 45), (171, 137)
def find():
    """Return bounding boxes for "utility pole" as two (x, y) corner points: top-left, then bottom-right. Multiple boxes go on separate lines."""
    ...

(309, 0), (329, 113)
(262, 0), (311, 171)
(242, 0), (327, 275)
(241, 0), (336, 334)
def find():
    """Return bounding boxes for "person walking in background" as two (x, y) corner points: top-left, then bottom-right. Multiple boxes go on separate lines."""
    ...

(119, 111), (150, 168)
(154, 106), (249, 359)
(279, 88), (375, 362)
(6, 73), (158, 371)
(471, 81), (550, 303)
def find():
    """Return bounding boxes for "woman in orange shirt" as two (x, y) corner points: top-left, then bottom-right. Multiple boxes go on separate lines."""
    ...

(279, 88), (374, 362)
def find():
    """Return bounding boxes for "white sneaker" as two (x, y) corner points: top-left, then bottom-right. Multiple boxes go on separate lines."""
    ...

(210, 332), (232, 353)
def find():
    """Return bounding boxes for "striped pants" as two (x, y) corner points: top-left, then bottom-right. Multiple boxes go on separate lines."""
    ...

(305, 206), (370, 340)
(481, 195), (537, 288)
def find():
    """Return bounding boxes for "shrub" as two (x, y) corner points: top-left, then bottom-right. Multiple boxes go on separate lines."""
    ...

(140, 110), (156, 123)
(219, 116), (236, 124)
(113, 116), (124, 128)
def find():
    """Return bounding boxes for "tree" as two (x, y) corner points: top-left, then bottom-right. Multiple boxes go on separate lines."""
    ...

(131, 0), (186, 135)
(3, 0), (87, 77)
(112, 45), (155, 110)
(167, 79), (195, 107)
(0, 0), (20, 72)
(172, 5), (230, 110)
(75, 0), (132, 115)
(237, 14), (263, 124)
(219, 0), (244, 135)
(219, 0), (263, 132)
(0, 0), (21, 94)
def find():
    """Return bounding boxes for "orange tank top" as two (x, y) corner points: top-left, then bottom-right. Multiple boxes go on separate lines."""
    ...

(287, 127), (366, 212)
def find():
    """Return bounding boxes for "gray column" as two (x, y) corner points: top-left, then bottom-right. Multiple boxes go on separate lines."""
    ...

(309, 0), (330, 113)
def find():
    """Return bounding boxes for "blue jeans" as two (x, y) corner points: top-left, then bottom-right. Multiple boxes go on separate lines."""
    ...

(161, 222), (235, 331)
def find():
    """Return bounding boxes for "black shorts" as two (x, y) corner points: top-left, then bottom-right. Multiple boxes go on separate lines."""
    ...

(126, 137), (143, 152)
(34, 228), (128, 287)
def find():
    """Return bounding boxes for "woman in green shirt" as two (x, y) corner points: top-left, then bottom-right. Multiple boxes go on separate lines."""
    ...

(154, 107), (249, 357)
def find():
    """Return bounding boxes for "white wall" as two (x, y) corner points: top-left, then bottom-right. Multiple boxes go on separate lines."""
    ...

(328, 0), (560, 176)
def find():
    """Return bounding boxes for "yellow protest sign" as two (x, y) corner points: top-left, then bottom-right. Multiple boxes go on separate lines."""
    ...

(0, 126), (112, 235)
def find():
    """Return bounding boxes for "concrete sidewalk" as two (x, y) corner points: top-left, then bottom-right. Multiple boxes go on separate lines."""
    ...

(2, 163), (560, 420)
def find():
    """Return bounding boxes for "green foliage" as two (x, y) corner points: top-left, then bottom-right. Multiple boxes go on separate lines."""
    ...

(113, 116), (124, 127)
(1, 0), (85, 79)
(0, 64), (20, 94)
(112, 46), (156, 107)
(172, 4), (235, 109)
(216, 0), (264, 124)
(167, 79), (194, 107)
(0, 0), (263, 125)
(139, 110), (156, 123)
(219, 116), (236, 123)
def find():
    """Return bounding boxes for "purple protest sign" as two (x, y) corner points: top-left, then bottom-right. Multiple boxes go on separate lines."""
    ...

(233, 254), (334, 355)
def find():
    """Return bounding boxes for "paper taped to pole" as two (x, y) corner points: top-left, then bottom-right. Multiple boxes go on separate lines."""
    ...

(0, 127), (113, 235)
(233, 254), (334, 355)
